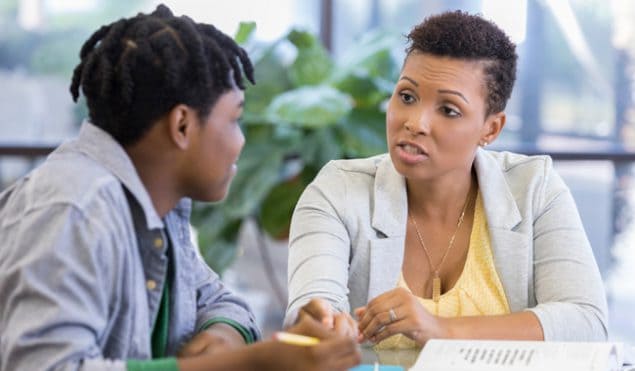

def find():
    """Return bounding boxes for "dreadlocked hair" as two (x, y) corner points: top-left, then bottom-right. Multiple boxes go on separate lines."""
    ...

(70, 4), (254, 146)
(406, 10), (517, 116)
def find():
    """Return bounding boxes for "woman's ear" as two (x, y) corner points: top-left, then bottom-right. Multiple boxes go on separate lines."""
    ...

(166, 104), (196, 150)
(480, 112), (506, 146)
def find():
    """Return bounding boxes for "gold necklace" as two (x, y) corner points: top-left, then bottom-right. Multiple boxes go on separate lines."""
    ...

(408, 187), (474, 303)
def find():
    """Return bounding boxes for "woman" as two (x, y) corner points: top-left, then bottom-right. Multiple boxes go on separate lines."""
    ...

(285, 10), (607, 347)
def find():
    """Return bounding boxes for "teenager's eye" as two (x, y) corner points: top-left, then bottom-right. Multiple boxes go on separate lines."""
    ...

(400, 93), (415, 104)
(441, 106), (461, 118)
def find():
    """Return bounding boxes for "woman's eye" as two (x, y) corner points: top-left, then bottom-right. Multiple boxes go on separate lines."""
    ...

(400, 93), (415, 104)
(441, 106), (461, 117)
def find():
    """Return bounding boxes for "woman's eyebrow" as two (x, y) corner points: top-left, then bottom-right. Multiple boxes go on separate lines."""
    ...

(438, 89), (469, 103)
(399, 76), (418, 86)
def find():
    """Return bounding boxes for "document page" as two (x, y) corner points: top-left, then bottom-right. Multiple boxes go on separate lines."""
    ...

(410, 339), (622, 371)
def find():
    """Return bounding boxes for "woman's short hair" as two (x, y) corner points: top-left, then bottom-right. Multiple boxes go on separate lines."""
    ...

(70, 4), (254, 145)
(406, 10), (517, 116)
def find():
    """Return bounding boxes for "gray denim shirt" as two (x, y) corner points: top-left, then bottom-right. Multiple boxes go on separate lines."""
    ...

(0, 123), (260, 371)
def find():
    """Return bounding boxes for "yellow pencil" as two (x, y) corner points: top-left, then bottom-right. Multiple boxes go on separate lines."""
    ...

(273, 331), (320, 346)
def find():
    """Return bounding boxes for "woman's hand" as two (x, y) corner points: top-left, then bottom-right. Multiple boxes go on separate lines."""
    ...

(355, 287), (447, 346)
(298, 298), (359, 339)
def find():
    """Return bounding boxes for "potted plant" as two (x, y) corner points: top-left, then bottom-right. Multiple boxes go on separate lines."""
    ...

(190, 22), (401, 273)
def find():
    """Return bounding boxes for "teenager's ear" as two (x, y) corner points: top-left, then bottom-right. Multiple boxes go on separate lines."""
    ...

(480, 111), (506, 146)
(166, 104), (195, 150)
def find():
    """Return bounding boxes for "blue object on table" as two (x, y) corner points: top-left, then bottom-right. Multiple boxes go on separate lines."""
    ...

(349, 365), (405, 371)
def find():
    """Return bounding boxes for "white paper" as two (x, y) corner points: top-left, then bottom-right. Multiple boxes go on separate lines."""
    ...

(410, 339), (623, 371)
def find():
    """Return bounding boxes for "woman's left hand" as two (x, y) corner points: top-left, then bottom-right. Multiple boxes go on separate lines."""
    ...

(354, 287), (447, 346)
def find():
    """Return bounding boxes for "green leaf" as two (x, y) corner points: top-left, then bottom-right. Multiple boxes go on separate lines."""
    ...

(190, 204), (228, 243)
(338, 108), (387, 157)
(332, 30), (401, 81)
(234, 21), (256, 45)
(289, 46), (333, 86)
(300, 127), (344, 167)
(244, 45), (293, 119)
(199, 233), (240, 274)
(243, 123), (275, 141)
(192, 208), (242, 274)
(266, 85), (353, 128)
(220, 143), (285, 218)
(286, 30), (333, 86)
(258, 175), (308, 239)
(287, 29), (318, 49)
(334, 72), (393, 109)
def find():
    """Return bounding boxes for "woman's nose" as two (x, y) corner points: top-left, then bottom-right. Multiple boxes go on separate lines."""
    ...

(404, 110), (431, 135)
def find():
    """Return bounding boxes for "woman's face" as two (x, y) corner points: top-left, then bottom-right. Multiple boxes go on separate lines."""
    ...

(386, 52), (501, 182)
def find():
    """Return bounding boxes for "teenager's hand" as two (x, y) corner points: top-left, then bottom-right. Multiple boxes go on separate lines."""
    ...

(254, 315), (361, 371)
(176, 316), (360, 371)
(178, 322), (246, 357)
(355, 287), (445, 346)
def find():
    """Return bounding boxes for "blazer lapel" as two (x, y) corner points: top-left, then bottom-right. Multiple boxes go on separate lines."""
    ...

(368, 238), (405, 300)
(475, 149), (530, 312)
(367, 156), (408, 301)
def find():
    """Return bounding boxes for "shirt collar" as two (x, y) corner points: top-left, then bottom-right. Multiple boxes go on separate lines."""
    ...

(64, 122), (164, 230)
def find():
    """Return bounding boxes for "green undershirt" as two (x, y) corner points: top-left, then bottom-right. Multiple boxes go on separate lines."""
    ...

(127, 244), (254, 371)
(127, 273), (178, 371)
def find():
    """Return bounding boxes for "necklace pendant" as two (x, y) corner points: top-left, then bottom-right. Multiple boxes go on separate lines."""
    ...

(432, 275), (441, 303)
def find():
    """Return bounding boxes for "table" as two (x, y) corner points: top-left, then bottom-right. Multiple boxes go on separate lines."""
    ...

(361, 345), (421, 369)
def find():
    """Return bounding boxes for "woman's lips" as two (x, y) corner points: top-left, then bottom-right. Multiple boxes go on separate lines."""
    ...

(395, 141), (428, 165)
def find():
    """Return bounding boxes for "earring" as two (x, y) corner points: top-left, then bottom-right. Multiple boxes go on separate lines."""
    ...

(480, 141), (488, 147)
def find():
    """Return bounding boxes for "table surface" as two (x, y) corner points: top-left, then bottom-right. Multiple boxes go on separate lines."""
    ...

(361, 346), (421, 368)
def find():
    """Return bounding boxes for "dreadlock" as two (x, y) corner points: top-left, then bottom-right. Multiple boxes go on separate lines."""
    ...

(70, 4), (254, 146)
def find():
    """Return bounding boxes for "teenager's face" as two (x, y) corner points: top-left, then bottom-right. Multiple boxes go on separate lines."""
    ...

(386, 52), (494, 182)
(185, 88), (245, 202)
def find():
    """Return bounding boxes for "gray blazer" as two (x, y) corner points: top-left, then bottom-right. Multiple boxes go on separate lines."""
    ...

(285, 149), (608, 341)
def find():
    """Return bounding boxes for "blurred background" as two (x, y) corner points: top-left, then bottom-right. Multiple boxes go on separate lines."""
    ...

(1, 0), (634, 342)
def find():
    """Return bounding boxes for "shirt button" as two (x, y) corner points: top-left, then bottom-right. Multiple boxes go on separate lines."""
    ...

(153, 238), (163, 249)
(146, 280), (157, 290)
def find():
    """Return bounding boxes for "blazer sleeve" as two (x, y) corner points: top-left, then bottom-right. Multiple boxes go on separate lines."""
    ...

(526, 160), (608, 341)
(284, 162), (353, 328)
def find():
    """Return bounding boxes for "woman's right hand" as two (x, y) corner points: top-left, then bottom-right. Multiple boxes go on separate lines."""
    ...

(254, 315), (361, 371)
(355, 287), (444, 346)
(298, 298), (359, 339)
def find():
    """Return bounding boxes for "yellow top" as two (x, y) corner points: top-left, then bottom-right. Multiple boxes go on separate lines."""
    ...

(374, 192), (510, 350)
